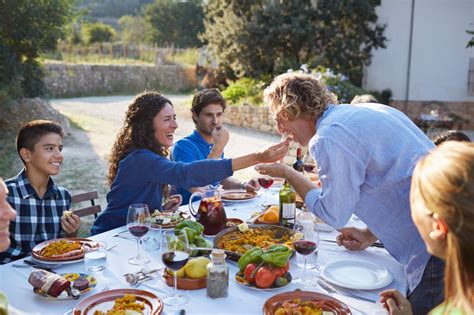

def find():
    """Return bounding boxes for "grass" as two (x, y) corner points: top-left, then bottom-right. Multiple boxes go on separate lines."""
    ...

(44, 57), (154, 66)
(166, 48), (199, 66)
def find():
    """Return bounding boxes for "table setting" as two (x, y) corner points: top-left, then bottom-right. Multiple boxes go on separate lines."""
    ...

(0, 186), (406, 314)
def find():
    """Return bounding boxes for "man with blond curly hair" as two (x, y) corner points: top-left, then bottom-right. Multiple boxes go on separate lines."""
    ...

(256, 72), (443, 314)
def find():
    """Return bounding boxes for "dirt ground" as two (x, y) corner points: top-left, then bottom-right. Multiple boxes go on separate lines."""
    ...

(48, 95), (280, 236)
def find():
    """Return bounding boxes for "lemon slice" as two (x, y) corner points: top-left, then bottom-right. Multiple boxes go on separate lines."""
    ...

(237, 222), (249, 232)
(293, 232), (304, 240)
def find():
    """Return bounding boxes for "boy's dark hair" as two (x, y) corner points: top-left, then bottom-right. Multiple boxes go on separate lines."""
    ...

(191, 89), (226, 123)
(16, 120), (64, 160)
(433, 130), (471, 145)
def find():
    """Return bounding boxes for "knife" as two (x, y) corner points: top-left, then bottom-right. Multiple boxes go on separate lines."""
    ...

(317, 279), (378, 303)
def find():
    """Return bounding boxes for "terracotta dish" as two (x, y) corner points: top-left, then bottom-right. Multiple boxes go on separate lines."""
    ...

(162, 272), (207, 290)
(226, 218), (244, 227)
(263, 291), (351, 315)
(73, 289), (163, 315)
(32, 238), (97, 262)
(33, 273), (97, 299)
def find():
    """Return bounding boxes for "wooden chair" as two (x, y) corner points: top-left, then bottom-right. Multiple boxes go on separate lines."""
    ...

(71, 191), (102, 218)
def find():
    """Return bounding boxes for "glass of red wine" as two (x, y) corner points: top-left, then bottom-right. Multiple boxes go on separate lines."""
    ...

(292, 220), (319, 288)
(258, 176), (274, 206)
(127, 204), (152, 265)
(161, 230), (190, 306)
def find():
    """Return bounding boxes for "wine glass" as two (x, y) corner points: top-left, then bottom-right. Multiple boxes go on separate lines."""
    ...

(258, 176), (274, 206)
(161, 230), (190, 306)
(292, 220), (319, 288)
(127, 204), (152, 265)
(303, 154), (316, 175)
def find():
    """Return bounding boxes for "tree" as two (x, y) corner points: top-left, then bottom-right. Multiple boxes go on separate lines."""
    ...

(202, 0), (386, 85)
(145, 0), (204, 48)
(82, 22), (116, 44)
(118, 15), (152, 44)
(0, 0), (76, 99)
(467, 30), (474, 48)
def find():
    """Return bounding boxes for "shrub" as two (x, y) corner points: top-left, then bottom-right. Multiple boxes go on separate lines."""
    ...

(221, 78), (265, 105)
(82, 22), (116, 44)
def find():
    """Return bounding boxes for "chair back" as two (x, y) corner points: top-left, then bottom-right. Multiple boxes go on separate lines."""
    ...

(71, 191), (102, 218)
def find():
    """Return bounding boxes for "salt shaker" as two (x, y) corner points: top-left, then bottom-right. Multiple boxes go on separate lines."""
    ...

(206, 249), (228, 298)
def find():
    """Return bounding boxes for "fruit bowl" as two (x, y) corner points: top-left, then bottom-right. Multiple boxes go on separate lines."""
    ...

(162, 272), (207, 290)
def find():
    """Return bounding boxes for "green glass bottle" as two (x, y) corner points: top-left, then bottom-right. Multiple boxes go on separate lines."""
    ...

(279, 180), (296, 229)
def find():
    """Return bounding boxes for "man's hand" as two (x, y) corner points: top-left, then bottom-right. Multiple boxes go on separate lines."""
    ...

(61, 212), (81, 237)
(257, 140), (290, 163)
(379, 289), (413, 315)
(255, 162), (292, 179)
(243, 178), (259, 191)
(336, 227), (378, 250)
(162, 194), (183, 212)
(212, 126), (230, 151)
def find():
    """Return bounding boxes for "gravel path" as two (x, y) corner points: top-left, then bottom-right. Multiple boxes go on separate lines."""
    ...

(50, 95), (280, 234)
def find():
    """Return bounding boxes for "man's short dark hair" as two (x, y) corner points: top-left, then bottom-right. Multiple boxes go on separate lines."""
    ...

(16, 120), (64, 157)
(191, 89), (226, 123)
(433, 130), (471, 145)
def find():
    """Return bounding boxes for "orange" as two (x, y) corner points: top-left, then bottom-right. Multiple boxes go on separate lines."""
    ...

(262, 209), (279, 223)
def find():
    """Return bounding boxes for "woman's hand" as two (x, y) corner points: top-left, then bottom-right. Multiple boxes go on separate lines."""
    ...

(162, 194), (182, 211)
(380, 289), (413, 315)
(336, 227), (378, 250)
(61, 213), (81, 237)
(257, 140), (290, 163)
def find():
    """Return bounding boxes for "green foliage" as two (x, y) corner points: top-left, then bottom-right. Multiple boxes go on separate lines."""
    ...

(118, 15), (152, 44)
(82, 22), (116, 44)
(77, 0), (154, 19)
(222, 78), (265, 105)
(166, 48), (199, 66)
(467, 30), (474, 48)
(145, 0), (204, 48)
(202, 0), (386, 85)
(0, 0), (76, 99)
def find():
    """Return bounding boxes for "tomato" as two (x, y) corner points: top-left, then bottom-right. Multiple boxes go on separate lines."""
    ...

(282, 261), (290, 274)
(255, 266), (276, 289)
(271, 265), (285, 277)
(244, 263), (257, 283)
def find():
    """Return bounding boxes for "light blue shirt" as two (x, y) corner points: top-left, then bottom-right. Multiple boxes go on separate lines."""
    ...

(305, 103), (434, 293)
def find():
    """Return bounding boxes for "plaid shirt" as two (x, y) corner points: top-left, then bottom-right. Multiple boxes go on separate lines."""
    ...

(0, 169), (71, 264)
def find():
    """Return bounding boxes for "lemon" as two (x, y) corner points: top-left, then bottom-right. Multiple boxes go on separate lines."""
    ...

(237, 222), (249, 232)
(294, 232), (304, 241)
(185, 257), (210, 279)
(166, 267), (185, 278)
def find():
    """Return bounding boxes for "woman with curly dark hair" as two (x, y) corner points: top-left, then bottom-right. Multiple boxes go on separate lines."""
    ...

(91, 92), (289, 235)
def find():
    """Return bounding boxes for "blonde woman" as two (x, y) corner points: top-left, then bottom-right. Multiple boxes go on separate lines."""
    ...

(381, 141), (474, 314)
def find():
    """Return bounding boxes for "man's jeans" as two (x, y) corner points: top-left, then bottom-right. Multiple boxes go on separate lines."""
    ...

(408, 255), (445, 315)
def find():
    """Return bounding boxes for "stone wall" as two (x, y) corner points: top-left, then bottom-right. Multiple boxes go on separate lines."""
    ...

(44, 62), (197, 98)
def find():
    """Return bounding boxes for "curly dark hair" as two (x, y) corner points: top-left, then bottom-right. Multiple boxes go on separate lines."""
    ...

(108, 92), (172, 186)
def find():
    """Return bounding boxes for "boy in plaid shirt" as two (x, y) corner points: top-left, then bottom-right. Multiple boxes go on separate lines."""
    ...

(0, 120), (81, 264)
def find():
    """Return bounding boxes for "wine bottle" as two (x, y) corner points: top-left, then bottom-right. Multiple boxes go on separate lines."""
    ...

(293, 147), (304, 172)
(279, 180), (296, 229)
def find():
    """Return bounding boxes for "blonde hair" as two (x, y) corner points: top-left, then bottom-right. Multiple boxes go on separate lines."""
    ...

(264, 73), (338, 121)
(411, 141), (474, 314)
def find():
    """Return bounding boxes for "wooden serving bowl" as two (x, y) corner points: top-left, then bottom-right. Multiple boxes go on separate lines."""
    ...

(162, 273), (206, 290)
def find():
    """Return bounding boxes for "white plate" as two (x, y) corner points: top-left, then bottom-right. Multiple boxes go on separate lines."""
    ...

(320, 259), (393, 290)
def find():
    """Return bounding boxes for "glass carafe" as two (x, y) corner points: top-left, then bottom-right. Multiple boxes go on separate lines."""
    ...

(189, 185), (227, 236)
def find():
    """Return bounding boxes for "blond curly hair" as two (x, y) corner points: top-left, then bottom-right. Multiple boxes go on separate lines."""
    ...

(264, 73), (338, 121)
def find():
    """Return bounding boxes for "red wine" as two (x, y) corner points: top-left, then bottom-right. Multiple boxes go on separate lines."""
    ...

(128, 225), (149, 238)
(162, 251), (189, 270)
(303, 163), (316, 173)
(294, 240), (317, 256)
(258, 177), (274, 189)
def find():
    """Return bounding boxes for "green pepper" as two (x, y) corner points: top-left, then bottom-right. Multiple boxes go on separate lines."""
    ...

(237, 247), (263, 271)
(260, 250), (292, 267)
(176, 227), (198, 243)
(189, 244), (199, 257)
(265, 244), (290, 253)
(175, 220), (204, 234)
(193, 235), (208, 247)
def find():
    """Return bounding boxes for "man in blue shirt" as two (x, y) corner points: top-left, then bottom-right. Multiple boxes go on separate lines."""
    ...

(172, 89), (258, 205)
(256, 73), (444, 315)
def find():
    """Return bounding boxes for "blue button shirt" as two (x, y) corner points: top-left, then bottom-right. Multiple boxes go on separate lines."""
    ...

(92, 149), (232, 235)
(171, 130), (224, 205)
(305, 103), (434, 294)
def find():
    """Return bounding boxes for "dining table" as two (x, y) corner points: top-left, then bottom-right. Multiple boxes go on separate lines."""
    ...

(0, 186), (407, 315)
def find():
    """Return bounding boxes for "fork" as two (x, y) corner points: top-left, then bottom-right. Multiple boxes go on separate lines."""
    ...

(317, 280), (367, 314)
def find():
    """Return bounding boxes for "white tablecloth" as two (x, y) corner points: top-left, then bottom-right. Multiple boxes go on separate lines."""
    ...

(0, 188), (405, 314)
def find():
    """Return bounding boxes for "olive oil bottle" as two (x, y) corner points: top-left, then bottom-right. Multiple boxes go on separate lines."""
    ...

(279, 180), (296, 229)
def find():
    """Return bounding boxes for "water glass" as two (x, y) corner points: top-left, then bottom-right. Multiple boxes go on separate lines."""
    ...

(84, 241), (107, 272)
(143, 227), (162, 251)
